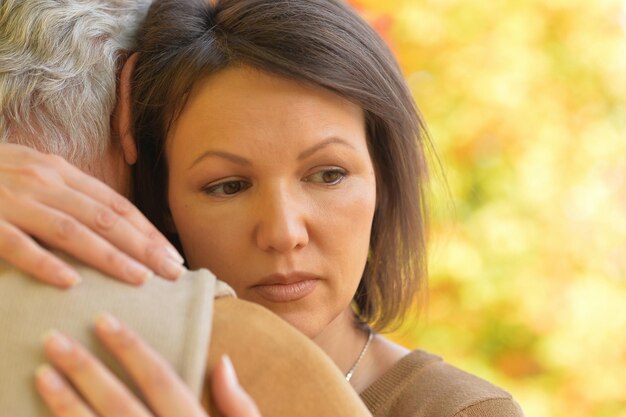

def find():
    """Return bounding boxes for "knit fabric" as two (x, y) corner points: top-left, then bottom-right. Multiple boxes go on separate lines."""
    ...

(360, 350), (524, 417)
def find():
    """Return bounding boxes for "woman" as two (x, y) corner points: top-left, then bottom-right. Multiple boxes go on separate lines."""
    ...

(6, 0), (524, 416)
(123, 0), (522, 415)
(129, 0), (426, 396)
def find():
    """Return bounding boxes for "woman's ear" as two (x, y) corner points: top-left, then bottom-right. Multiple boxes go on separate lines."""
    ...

(117, 52), (140, 165)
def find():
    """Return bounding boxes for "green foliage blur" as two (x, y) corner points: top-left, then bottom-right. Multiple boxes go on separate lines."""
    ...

(350, 1), (626, 416)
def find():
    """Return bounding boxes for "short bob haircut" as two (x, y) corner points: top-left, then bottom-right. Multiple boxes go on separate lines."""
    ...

(132, 0), (431, 332)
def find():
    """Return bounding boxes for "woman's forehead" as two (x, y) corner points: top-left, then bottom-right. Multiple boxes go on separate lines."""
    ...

(167, 66), (367, 155)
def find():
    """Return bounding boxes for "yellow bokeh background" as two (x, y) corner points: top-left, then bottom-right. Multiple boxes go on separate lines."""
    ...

(351, 1), (626, 416)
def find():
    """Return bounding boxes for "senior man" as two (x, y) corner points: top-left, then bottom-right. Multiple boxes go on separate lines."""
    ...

(0, 1), (371, 416)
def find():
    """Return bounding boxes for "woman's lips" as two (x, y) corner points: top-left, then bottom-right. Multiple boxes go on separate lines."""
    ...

(251, 278), (318, 303)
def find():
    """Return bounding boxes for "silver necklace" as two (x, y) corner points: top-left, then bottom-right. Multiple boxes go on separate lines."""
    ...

(345, 328), (374, 382)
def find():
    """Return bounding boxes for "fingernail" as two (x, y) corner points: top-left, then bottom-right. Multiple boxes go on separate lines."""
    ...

(161, 257), (185, 280)
(57, 269), (81, 287)
(43, 330), (72, 355)
(96, 313), (121, 334)
(36, 365), (63, 392)
(165, 245), (185, 264)
(125, 260), (153, 284)
(221, 355), (239, 389)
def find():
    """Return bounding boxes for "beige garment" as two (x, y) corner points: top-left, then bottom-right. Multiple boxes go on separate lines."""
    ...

(360, 350), (524, 417)
(206, 297), (374, 417)
(0, 259), (222, 417)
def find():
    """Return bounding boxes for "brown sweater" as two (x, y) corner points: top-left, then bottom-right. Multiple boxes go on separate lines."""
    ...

(360, 350), (524, 417)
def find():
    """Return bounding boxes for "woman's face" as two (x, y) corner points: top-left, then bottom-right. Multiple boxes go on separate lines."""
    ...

(166, 66), (377, 338)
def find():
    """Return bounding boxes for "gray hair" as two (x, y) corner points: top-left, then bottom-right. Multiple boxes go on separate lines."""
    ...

(0, 0), (151, 166)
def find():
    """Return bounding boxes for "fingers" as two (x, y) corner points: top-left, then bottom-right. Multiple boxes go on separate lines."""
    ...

(56, 157), (177, 254)
(0, 144), (185, 284)
(39, 317), (207, 417)
(0, 220), (81, 287)
(5, 196), (154, 286)
(38, 317), (257, 417)
(35, 365), (99, 417)
(212, 356), (262, 417)
(41, 330), (153, 417)
(93, 314), (206, 417)
(33, 182), (185, 281)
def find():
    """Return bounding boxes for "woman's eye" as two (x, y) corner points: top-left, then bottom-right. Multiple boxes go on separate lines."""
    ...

(306, 168), (347, 185)
(203, 180), (251, 196)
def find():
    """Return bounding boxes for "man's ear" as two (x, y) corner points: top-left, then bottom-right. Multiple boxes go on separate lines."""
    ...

(117, 52), (140, 165)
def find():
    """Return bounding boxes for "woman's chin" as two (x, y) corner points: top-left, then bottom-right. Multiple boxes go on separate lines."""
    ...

(268, 307), (326, 339)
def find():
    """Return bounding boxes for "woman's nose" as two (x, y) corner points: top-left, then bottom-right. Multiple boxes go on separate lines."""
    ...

(254, 187), (309, 254)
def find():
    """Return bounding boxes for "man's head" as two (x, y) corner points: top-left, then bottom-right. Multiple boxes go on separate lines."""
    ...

(0, 0), (150, 193)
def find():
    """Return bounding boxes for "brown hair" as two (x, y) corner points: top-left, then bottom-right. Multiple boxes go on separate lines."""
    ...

(132, 0), (431, 331)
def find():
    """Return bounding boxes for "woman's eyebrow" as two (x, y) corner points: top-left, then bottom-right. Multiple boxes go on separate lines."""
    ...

(297, 137), (356, 161)
(189, 137), (355, 169)
(189, 150), (252, 169)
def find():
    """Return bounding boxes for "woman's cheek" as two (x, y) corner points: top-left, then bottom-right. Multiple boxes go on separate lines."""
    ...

(336, 178), (376, 228)
(178, 207), (246, 273)
(322, 179), (375, 262)
(168, 197), (212, 269)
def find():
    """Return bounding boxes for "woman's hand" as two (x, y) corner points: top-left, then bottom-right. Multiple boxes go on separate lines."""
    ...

(35, 314), (261, 417)
(0, 143), (185, 287)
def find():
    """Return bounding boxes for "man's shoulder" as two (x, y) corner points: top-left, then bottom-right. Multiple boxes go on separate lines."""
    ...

(0, 256), (218, 336)
(0, 259), (219, 402)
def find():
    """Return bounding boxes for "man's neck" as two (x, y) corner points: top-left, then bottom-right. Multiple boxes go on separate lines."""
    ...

(80, 142), (132, 198)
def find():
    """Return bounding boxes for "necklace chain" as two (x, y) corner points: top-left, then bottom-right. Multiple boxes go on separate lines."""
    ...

(345, 328), (374, 382)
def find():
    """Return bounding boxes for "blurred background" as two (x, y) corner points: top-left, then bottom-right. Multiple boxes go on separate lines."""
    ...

(349, 0), (626, 416)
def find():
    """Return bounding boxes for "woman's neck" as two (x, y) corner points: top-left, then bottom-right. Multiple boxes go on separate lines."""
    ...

(312, 307), (411, 393)
(313, 308), (370, 382)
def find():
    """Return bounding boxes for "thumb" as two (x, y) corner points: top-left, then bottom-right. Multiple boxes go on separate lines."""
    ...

(212, 355), (262, 417)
